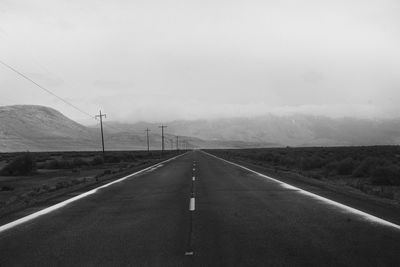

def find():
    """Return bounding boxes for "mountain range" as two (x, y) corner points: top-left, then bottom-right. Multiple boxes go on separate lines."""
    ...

(1, 105), (400, 152)
(130, 115), (400, 147)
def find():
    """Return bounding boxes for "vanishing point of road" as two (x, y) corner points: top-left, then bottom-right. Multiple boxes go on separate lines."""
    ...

(0, 151), (400, 266)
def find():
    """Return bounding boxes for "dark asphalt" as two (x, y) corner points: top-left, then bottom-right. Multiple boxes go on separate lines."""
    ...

(0, 151), (400, 266)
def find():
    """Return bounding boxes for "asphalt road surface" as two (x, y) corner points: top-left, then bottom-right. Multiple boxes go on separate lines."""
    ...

(0, 151), (400, 266)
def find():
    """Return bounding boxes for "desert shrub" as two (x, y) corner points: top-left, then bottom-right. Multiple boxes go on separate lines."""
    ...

(58, 160), (72, 169)
(352, 157), (381, 177)
(324, 161), (339, 175)
(134, 154), (144, 159)
(279, 156), (296, 167)
(1, 185), (14, 191)
(299, 157), (312, 170)
(55, 181), (69, 189)
(336, 157), (356, 175)
(91, 156), (104, 166)
(36, 162), (46, 169)
(310, 172), (323, 180)
(41, 184), (50, 192)
(272, 154), (281, 165)
(45, 159), (72, 169)
(71, 178), (80, 185)
(0, 153), (36, 176)
(45, 160), (58, 169)
(104, 155), (121, 163)
(125, 154), (139, 162)
(300, 155), (326, 171)
(72, 158), (88, 167)
(371, 165), (400, 185)
(258, 153), (274, 162)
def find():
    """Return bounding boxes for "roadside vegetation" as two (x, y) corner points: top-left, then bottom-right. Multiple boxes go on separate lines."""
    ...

(0, 153), (36, 176)
(0, 150), (182, 216)
(207, 146), (400, 201)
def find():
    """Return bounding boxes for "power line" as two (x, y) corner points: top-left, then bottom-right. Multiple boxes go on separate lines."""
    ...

(0, 59), (139, 137)
(0, 59), (95, 120)
(101, 121), (131, 134)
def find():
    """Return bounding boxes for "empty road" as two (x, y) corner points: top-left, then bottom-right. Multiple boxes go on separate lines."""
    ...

(0, 151), (400, 266)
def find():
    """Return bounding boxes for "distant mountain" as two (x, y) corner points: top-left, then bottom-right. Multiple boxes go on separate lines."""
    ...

(101, 115), (400, 147)
(0, 105), (180, 151)
(1, 105), (400, 152)
(0, 105), (266, 152)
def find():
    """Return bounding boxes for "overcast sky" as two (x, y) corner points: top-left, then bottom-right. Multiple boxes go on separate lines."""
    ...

(1, 0), (399, 124)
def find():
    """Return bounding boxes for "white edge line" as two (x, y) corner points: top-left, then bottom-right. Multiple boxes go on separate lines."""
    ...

(146, 164), (164, 172)
(202, 151), (400, 231)
(0, 152), (188, 234)
(189, 197), (195, 211)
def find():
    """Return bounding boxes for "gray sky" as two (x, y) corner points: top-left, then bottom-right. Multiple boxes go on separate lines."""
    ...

(1, 0), (400, 124)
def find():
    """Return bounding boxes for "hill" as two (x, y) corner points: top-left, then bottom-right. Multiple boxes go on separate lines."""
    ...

(103, 115), (400, 147)
(2, 105), (400, 152)
(0, 105), (265, 152)
(0, 105), (98, 151)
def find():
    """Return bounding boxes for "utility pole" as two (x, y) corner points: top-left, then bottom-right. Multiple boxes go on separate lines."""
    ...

(95, 110), (107, 156)
(169, 139), (173, 150)
(176, 136), (179, 152)
(159, 125), (167, 153)
(145, 128), (151, 152)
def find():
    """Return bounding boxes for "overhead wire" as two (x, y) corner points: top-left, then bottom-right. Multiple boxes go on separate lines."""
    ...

(0, 29), (138, 137)
(0, 59), (138, 134)
(0, 59), (95, 120)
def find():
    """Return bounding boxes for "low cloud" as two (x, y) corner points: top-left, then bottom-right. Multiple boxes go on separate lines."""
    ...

(0, 0), (399, 123)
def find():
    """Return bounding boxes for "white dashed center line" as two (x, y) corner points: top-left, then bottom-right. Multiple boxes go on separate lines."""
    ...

(189, 197), (195, 211)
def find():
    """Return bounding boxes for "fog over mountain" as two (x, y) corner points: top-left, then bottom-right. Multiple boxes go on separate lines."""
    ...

(1, 105), (399, 152)
(1, 0), (400, 124)
(104, 115), (400, 147)
(0, 105), (270, 152)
